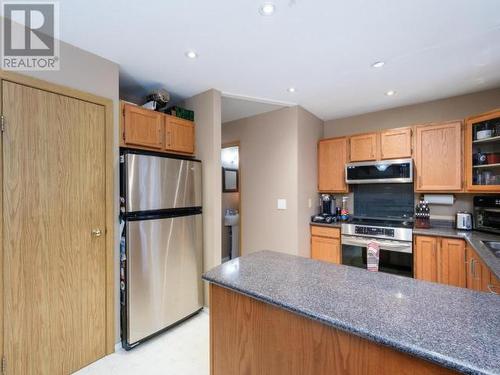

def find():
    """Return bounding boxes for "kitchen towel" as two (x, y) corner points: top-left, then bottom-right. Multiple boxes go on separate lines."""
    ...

(367, 242), (380, 272)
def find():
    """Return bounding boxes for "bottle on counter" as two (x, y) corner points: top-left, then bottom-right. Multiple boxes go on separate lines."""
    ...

(415, 197), (431, 229)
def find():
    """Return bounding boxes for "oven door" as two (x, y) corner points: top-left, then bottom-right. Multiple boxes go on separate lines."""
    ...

(341, 235), (413, 277)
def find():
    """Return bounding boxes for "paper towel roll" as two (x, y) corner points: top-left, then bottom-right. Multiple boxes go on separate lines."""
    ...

(423, 194), (455, 205)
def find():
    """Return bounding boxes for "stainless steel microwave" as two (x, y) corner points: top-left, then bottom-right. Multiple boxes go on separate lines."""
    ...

(345, 158), (413, 184)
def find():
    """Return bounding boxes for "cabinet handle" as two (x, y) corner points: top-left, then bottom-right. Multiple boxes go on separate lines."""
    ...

(167, 131), (171, 147)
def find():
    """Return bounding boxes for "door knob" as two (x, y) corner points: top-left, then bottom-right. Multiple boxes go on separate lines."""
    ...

(91, 228), (103, 237)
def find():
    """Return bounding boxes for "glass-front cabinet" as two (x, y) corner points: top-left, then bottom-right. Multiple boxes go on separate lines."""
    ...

(465, 109), (500, 191)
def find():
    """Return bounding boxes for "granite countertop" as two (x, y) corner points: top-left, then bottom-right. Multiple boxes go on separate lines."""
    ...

(413, 227), (500, 280)
(310, 221), (342, 228)
(203, 251), (500, 375)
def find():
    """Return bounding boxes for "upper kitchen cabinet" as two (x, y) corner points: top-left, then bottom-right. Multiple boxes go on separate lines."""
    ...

(349, 132), (379, 161)
(414, 121), (463, 192)
(121, 102), (195, 156)
(465, 109), (500, 192)
(122, 103), (164, 150)
(380, 127), (413, 160)
(165, 116), (195, 155)
(318, 137), (348, 192)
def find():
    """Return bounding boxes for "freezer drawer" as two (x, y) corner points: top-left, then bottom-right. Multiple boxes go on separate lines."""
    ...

(126, 214), (203, 345)
(125, 152), (202, 212)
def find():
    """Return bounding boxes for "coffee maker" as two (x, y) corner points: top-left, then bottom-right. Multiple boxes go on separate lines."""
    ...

(311, 194), (337, 224)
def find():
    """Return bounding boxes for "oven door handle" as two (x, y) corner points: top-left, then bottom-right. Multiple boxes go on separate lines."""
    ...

(341, 236), (412, 254)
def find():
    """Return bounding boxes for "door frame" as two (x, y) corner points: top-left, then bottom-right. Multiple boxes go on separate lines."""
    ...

(222, 141), (242, 257)
(0, 70), (115, 360)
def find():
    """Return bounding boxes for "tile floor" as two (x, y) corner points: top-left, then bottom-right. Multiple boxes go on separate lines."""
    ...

(75, 309), (209, 375)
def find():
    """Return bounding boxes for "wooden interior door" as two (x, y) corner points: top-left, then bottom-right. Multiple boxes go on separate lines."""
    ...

(380, 127), (412, 160)
(318, 137), (348, 192)
(349, 133), (379, 161)
(2, 81), (107, 374)
(414, 236), (438, 282)
(165, 116), (195, 154)
(123, 103), (163, 149)
(311, 236), (340, 264)
(414, 122), (462, 191)
(438, 238), (466, 288)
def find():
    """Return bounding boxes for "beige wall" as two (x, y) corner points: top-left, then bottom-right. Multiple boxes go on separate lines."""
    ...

(324, 87), (500, 221)
(223, 107), (299, 255)
(297, 108), (324, 257)
(21, 40), (122, 343)
(324, 88), (500, 137)
(183, 89), (222, 305)
(222, 106), (323, 257)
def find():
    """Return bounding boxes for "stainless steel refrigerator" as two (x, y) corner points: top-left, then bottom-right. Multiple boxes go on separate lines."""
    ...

(120, 149), (203, 349)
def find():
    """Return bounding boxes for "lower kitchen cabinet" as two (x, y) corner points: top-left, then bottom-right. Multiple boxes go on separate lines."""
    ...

(466, 245), (500, 293)
(414, 235), (466, 288)
(310, 226), (341, 264)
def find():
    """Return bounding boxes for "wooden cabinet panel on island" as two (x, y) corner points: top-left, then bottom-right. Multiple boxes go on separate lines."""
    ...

(380, 127), (412, 160)
(349, 132), (379, 161)
(122, 103), (163, 149)
(414, 235), (466, 288)
(318, 137), (348, 193)
(414, 121), (463, 192)
(310, 226), (341, 264)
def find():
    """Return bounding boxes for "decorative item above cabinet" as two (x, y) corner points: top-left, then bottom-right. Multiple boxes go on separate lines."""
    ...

(465, 108), (500, 192)
(120, 102), (195, 156)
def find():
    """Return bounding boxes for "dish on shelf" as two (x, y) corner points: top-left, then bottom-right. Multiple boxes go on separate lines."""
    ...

(477, 129), (493, 140)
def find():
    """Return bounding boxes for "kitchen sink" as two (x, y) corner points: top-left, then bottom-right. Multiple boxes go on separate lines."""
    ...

(482, 241), (500, 258)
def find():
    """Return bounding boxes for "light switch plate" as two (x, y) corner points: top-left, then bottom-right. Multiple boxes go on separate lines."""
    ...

(277, 199), (287, 210)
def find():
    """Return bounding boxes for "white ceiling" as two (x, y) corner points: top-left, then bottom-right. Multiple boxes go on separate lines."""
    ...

(58, 0), (500, 120)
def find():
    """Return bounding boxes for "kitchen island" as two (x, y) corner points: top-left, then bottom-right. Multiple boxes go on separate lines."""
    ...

(203, 251), (500, 375)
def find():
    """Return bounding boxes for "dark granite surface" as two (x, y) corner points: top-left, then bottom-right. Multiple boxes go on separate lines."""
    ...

(414, 227), (500, 280)
(203, 251), (500, 375)
(310, 221), (342, 228)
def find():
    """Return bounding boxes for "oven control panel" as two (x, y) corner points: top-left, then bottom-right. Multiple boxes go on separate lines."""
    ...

(355, 226), (395, 238)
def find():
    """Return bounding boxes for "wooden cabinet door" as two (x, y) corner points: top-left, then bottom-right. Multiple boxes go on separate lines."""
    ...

(2, 82), (108, 374)
(438, 238), (466, 288)
(414, 236), (438, 282)
(165, 116), (195, 154)
(318, 137), (348, 192)
(466, 245), (493, 292)
(123, 104), (163, 149)
(380, 127), (412, 160)
(311, 236), (341, 264)
(415, 122), (462, 191)
(349, 133), (379, 161)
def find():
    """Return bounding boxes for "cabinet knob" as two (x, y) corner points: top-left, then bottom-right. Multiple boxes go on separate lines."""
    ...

(91, 228), (103, 237)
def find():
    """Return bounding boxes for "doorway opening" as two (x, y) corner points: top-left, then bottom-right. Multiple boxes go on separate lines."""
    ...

(221, 143), (240, 263)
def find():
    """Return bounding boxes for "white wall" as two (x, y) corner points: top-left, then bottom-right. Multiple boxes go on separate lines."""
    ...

(183, 89), (222, 305)
(21, 40), (121, 342)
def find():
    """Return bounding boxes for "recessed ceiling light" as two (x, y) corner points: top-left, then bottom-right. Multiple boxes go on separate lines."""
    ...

(287, 87), (296, 93)
(185, 51), (198, 59)
(259, 3), (275, 15)
(371, 61), (385, 68)
(385, 90), (396, 96)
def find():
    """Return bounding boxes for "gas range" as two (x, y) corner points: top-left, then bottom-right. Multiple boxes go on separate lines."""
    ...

(342, 217), (414, 242)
